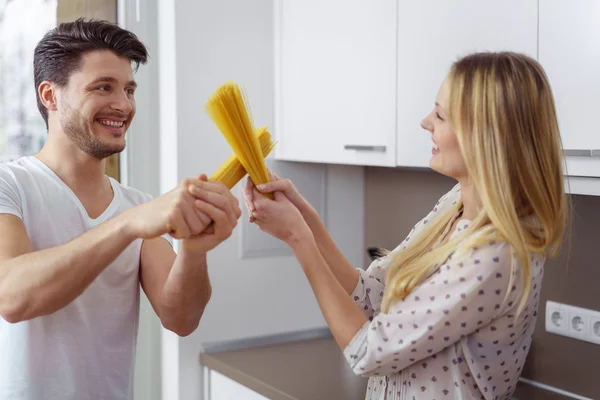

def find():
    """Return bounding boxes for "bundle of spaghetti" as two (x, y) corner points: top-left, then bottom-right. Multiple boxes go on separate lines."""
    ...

(205, 81), (273, 199)
(210, 126), (275, 189)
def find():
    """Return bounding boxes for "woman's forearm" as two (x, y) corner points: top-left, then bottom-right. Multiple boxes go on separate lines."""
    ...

(288, 234), (367, 349)
(299, 205), (360, 295)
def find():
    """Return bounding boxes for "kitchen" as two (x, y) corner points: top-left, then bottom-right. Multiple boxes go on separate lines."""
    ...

(1, 0), (599, 399)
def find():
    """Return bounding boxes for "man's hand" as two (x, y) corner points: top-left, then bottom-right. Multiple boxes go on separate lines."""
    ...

(180, 177), (242, 254)
(138, 175), (240, 337)
(122, 174), (240, 244)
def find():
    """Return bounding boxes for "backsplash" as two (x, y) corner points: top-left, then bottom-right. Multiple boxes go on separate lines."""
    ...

(364, 167), (600, 399)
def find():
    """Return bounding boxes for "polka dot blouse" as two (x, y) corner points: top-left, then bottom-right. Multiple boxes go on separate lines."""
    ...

(344, 184), (544, 400)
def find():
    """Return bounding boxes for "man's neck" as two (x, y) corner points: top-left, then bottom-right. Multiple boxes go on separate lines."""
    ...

(36, 133), (109, 195)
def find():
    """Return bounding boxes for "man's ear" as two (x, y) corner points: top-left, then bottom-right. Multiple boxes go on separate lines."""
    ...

(38, 81), (58, 112)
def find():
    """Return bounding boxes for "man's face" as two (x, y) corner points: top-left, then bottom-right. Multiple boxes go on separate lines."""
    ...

(55, 50), (137, 159)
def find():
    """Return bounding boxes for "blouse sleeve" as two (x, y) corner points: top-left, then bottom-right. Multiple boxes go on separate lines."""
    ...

(344, 241), (524, 377)
(350, 184), (463, 320)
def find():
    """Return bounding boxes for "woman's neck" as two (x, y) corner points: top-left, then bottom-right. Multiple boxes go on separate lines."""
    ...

(458, 179), (479, 221)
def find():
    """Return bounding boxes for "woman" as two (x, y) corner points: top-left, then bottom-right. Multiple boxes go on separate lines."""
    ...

(243, 52), (567, 400)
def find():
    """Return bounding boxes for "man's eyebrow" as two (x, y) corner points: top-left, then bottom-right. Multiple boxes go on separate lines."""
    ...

(89, 77), (137, 87)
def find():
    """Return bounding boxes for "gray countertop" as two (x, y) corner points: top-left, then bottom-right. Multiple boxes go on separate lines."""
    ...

(200, 332), (368, 400)
(199, 329), (545, 400)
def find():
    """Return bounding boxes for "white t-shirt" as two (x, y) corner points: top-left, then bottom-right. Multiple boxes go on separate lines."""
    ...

(0, 156), (166, 400)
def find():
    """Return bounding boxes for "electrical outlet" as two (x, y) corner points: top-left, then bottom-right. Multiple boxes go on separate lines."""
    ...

(589, 313), (600, 345)
(545, 301), (567, 334)
(567, 308), (588, 339)
(545, 300), (600, 345)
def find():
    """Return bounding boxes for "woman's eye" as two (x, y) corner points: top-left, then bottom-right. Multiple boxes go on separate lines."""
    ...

(436, 112), (444, 121)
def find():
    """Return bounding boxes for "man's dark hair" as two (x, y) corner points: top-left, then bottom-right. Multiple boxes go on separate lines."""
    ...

(33, 18), (148, 127)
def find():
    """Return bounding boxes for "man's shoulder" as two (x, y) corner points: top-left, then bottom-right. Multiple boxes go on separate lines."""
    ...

(1, 155), (33, 172)
(0, 156), (37, 185)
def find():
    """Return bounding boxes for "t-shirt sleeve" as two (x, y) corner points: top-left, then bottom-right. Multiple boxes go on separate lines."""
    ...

(0, 166), (23, 220)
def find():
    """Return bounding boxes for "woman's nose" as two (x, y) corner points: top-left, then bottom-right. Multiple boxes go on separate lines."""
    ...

(421, 114), (433, 132)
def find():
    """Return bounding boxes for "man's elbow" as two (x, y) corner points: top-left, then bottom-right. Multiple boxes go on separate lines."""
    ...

(162, 316), (202, 337)
(0, 309), (24, 324)
(164, 295), (211, 337)
(0, 295), (28, 324)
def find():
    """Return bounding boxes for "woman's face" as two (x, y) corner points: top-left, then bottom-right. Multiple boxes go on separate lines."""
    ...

(420, 79), (468, 182)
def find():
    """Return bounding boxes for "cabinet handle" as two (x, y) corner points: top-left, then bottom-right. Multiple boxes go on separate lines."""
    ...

(563, 149), (600, 157)
(344, 145), (387, 152)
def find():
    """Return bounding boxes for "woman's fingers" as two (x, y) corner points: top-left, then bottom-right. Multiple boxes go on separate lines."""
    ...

(244, 178), (256, 210)
(267, 169), (281, 181)
(256, 179), (293, 194)
(252, 187), (267, 209)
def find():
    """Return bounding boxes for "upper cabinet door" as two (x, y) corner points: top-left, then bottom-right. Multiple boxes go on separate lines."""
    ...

(539, 0), (600, 178)
(395, 1), (538, 168)
(274, 0), (397, 166)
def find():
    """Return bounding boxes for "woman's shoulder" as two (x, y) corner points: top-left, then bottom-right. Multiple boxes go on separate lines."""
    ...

(435, 182), (462, 212)
(413, 182), (462, 233)
(381, 183), (462, 255)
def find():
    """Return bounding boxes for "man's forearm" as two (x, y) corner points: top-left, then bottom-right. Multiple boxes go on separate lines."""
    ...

(159, 249), (211, 336)
(0, 215), (137, 323)
(299, 205), (360, 295)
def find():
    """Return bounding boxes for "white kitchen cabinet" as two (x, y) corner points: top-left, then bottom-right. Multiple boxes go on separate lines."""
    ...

(274, 0), (398, 167)
(539, 0), (600, 182)
(395, 0), (538, 168)
(206, 370), (269, 400)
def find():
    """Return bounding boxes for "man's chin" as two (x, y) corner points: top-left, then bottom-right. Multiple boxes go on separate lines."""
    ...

(86, 143), (126, 160)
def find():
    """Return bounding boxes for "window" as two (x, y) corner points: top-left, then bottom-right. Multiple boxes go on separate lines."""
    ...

(0, 0), (57, 162)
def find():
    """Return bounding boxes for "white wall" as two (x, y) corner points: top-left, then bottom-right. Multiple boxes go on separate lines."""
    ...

(139, 1), (367, 399)
(118, 1), (162, 399)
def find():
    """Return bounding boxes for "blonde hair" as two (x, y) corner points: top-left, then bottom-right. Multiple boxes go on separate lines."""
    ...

(381, 52), (568, 314)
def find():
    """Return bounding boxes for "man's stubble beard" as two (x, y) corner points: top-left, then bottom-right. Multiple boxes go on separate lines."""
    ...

(61, 103), (126, 160)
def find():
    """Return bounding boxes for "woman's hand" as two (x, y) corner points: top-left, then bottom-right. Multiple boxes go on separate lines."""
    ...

(242, 170), (313, 223)
(244, 174), (367, 353)
(245, 180), (313, 246)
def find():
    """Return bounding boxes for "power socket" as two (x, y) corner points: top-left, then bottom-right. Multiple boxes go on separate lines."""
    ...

(545, 301), (567, 334)
(546, 301), (600, 345)
(590, 313), (600, 344)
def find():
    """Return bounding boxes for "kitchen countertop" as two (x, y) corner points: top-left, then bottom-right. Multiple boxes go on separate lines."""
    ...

(199, 330), (368, 400)
(199, 329), (550, 400)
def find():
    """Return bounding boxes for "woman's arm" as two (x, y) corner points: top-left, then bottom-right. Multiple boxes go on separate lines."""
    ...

(343, 243), (522, 377)
(289, 232), (368, 349)
(300, 205), (361, 294)
(246, 177), (361, 294)
(250, 186), (522, 378)
(245, 174), (464, 323)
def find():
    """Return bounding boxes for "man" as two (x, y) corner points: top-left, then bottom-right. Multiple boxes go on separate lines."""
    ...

(0, 18), (240, 399)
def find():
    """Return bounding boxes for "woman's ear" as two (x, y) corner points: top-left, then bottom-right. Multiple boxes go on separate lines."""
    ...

(38, 81), (58, 112)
